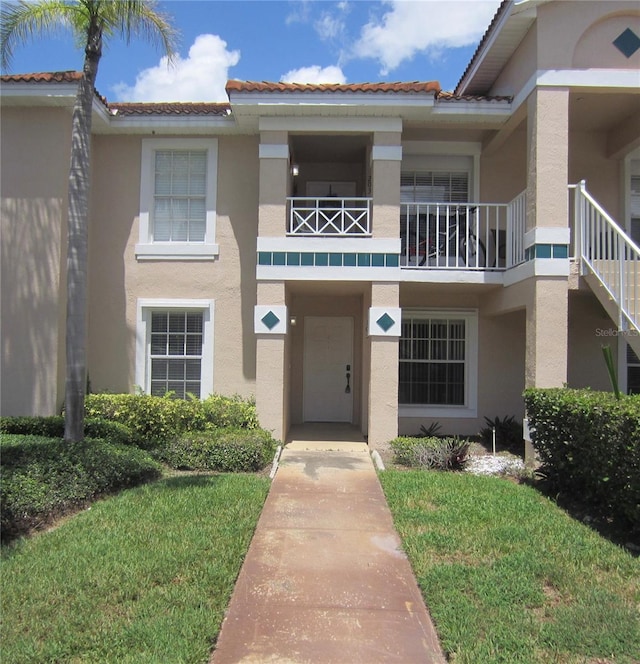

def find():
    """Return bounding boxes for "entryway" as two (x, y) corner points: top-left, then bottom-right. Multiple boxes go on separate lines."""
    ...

(303, 316), (354, 423)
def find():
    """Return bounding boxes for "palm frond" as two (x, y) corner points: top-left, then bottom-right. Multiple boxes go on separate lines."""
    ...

(0, 1), (80, 70)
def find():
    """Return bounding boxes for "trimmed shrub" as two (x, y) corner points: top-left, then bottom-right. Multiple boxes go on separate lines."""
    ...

(0, 416), (135, 447)
(1, 435), (161, 542)
(523, 388), (640, 531)
(159, 428), (276, 472)
(390, 436), (470, 470)
(84, 393), (259, 449)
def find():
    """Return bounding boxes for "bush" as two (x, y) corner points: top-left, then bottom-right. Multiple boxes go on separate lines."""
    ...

(159, 428), (277, 472)
(0, 416), (135, 447)
(523, 388), (640, 531)
(84, 393), (259, 449)
(1, 435), (161, 542)
(390, 436), (470, 470)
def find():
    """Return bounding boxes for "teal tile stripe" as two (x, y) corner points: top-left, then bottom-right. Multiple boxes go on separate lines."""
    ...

(258, 251), (399, 268)
(524, 244), (569, 261)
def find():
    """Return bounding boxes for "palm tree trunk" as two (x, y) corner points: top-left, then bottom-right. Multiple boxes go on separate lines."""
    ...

(64, 30), (101, 442)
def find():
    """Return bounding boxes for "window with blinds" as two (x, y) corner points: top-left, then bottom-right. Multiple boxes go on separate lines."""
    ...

(150, 311), (203, 398)
(400, 171), (469, 204)
(153, 150), (207, 242)
(399, 315), (467, 405)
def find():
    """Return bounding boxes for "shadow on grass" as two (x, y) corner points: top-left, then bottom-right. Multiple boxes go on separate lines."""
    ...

(523, 475), (640, 555)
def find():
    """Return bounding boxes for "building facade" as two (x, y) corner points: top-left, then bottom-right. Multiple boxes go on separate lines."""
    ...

(2, 0), (639, 448)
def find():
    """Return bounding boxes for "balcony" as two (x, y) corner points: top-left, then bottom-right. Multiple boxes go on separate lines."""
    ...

(400, 196), (526, 271)
(288, 197), (372, 236)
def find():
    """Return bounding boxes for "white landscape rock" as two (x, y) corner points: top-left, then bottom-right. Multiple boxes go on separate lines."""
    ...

(464, 454), (525, 477)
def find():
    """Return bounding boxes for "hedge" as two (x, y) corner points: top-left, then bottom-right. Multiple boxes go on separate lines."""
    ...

(84, 393), (259, 449)
(523, 388), (640, 530)
(1, 435), (161, 542)
(158, 428), (277, 472)
(0, 416), (134, 447)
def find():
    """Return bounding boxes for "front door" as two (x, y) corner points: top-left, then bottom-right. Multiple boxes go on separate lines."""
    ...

(303, 316), (353, 422)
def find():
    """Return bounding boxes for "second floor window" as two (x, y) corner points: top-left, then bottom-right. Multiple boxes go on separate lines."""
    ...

(154, 150), (207, 242)
(401, 171), (469, 204)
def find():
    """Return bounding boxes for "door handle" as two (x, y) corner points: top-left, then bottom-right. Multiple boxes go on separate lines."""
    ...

(345, 368), (351, 394)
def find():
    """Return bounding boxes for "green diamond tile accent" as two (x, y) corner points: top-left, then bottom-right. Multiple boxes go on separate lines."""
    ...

(613, 28), (640, 58)
(261, 311), (280, 330)
(377, 313), (395, 333)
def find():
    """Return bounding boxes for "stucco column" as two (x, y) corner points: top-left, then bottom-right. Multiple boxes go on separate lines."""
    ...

(371, 131), (402, 238)
(526, 87), (569, 230)
(368, 282), (400, 450)
(525, 277), (568, 388)
(259, 130), (289, 237)
(255, 281), (287, 442)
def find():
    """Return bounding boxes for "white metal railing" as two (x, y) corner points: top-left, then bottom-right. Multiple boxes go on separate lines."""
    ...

(288, 197), (371, 236)
(399, 199), (526, 270)
(572, 180), (640, 333)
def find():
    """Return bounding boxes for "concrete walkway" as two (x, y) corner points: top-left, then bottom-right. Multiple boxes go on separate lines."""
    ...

(211, 441), (446, 663)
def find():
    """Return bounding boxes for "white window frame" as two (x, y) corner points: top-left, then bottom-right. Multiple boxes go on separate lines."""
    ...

(136, 299), (215, 397)
(136, 138), (219, 260)
(398, 309), (478, 419)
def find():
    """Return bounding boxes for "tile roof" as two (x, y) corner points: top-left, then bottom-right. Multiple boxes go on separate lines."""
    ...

(110, 102), (231, 116)
(226, 80), (442, 95)
(436, 90), (512, 103)
(0, 70), (82, 84)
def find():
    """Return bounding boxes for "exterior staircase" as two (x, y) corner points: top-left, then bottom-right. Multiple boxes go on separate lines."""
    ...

(572, 181), (640, 358)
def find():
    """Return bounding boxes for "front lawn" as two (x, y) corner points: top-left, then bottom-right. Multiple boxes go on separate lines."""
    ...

(1, 474), (270, 664)
(380, 470), (640, 664)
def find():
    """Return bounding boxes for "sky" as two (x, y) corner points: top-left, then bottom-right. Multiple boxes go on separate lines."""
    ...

(2, 0), (503, 103)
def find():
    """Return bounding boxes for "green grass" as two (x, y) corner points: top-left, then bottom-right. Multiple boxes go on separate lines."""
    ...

(1, 474), (270, 664)
(380, 470), (640, 664)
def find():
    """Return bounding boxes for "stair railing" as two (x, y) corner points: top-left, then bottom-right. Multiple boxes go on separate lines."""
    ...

(572, 180), (639, 333)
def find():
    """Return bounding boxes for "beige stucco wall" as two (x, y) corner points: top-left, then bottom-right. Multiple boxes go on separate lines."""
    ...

(1, 107), (71, 415)
(88, 133), (259, 397)
(567, 291), (618, 391)
(491, 21), (538, 98)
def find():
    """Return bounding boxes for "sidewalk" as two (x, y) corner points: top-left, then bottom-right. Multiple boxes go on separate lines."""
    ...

(211, 445), (446, 663)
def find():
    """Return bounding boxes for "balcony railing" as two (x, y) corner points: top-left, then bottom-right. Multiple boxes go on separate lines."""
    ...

(400, 201), (521, 270)
(288, 197), (372, 236)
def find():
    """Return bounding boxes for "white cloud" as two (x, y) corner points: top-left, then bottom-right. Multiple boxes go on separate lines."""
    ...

(280, 65), (347, 84)
(352, 0), (501, 75)
(112, 34), (240, 102)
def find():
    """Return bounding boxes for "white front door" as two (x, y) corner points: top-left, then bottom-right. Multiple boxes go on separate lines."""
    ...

(303, 316), (353, 422)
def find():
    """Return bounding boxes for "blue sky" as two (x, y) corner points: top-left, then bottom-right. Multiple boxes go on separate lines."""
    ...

(3, 1), (502, 102)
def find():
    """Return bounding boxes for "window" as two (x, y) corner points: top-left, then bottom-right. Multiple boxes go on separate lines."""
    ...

(136, 139), (219, 260)
(154, 150), (206, 242)
(398, 310), (478, 418)
(136, 299), (214, 398)
(401, 171), (469, 204)
(150, 311), (203, 398)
